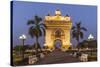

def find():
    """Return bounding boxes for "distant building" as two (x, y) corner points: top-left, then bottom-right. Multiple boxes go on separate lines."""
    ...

(78, 34), (97, 48)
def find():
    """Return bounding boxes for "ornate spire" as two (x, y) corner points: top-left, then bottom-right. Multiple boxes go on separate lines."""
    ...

(66, 14), (69, 17)
(47, 13), (50, 16)
(47, 12), (50, 16)
(55, 9), (61, 16)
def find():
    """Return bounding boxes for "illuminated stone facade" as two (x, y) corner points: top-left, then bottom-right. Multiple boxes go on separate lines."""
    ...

(44, 9), (72, 51)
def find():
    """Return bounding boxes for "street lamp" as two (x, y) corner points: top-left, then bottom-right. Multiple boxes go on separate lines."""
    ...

(88, 34), (94, 41)
(19, 34), (27, 60)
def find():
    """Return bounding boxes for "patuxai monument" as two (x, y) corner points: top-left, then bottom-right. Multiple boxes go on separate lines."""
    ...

(44, 9), (72, 51)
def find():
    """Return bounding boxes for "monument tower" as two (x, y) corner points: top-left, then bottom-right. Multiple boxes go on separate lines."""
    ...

(44, 9), (72, 51)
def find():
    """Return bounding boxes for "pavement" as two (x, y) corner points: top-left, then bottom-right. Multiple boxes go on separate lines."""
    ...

(35, 49), (80, 65)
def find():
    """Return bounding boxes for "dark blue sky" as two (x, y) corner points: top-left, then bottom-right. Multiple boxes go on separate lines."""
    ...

(12, 1), (97, 47)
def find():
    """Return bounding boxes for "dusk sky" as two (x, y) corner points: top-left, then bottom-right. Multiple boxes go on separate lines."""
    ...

(12, 1), (97, 47)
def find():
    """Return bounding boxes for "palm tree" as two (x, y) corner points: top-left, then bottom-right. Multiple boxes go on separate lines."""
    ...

(71, 21), (87, 48)
(27, 15), (46, 54)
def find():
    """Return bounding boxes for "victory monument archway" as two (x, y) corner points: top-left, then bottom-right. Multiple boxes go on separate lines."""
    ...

(44, 9), (72, 51)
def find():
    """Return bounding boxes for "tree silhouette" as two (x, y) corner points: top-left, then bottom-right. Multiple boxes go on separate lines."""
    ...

(27, 15), (46, 54)
(71, 21), (87, 48)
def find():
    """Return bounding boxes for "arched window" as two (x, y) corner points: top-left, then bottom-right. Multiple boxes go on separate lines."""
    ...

(55, 30), (61, 38)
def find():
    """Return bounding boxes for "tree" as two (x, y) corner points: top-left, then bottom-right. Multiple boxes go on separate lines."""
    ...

(71, 21), (87, 48)
(14, 45), (23, 51)
(27, 15), (46, 54)
(13, 45), (23, 55)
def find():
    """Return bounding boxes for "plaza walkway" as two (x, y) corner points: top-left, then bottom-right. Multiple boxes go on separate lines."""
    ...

(36, 49), (80, 64)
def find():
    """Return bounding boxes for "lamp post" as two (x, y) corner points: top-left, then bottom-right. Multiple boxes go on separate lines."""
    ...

(19, 34), (27, 61)
(87, 34), (94, 56)
(88, 34), (94, 41)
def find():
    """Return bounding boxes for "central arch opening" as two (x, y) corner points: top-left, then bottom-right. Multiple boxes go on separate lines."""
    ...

(54, 39), (62, 49)
(51, 29), (65, 50)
